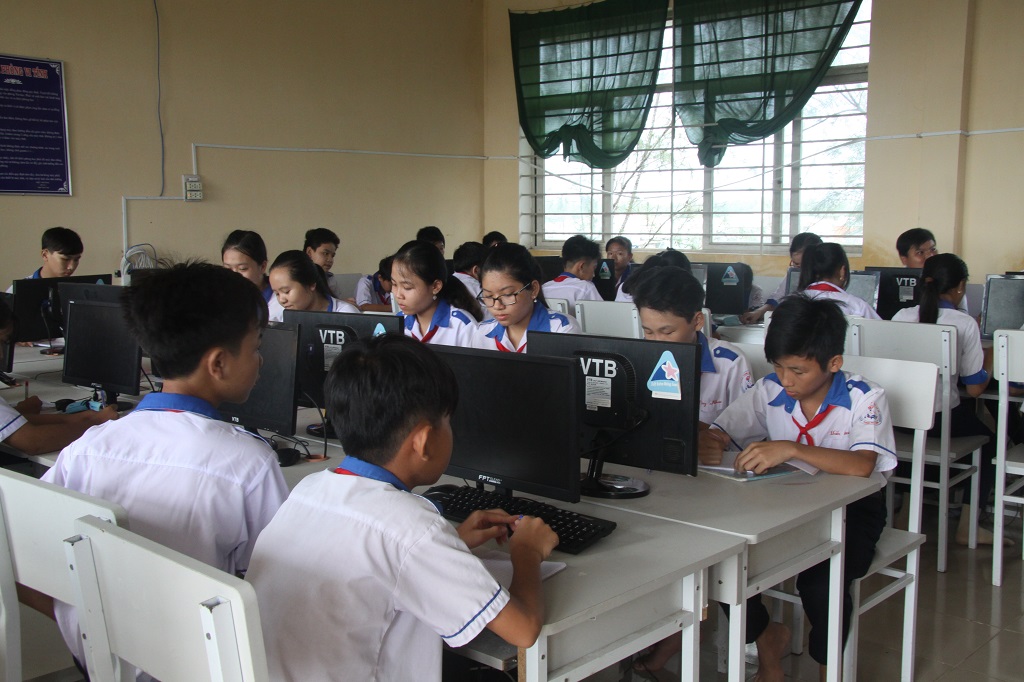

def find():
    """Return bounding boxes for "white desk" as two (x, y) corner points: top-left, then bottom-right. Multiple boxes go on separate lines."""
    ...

(715, 324), (767, 345)
(586, 463), (879, 682)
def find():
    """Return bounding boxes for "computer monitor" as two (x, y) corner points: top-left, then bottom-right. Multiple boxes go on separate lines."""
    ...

(528, 331), (701, 499)
(61, 300), (141, 405)
(284, 310), (403, 409)
(535, 254), (617, 301)
(692, 262), (753, 314)
(784, 269), (879, 311)
(0, 293), (13, 373)
(689, 263), (708, 290)
(981, 275), (1024, 340)
(57, 283), (124, 325)
(865, 267), (921, 320)
(220, 322), (299, 436)
(433, 346), (582, 503)
(12, 274), (114, 344)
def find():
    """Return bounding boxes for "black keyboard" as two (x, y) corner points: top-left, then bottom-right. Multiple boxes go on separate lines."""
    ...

(425, 485), (616, 554)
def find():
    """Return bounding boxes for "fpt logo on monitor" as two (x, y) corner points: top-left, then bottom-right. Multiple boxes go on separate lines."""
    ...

(647, 350), (681, 401)
(372, 322), (387, 337)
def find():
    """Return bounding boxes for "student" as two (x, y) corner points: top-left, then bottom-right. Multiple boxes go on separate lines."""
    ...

(222, 230), (273, 303)
(451, 240), (486, 301)
(246, 334), (558, 681)
(354, 255), (394, 312)
(416, 225), (446, 255)
(798, 242), (881, 320)
(267, 250), (360, 322)
(303, 227), (347, 299)
(896, 227), (938, 269)
(615, 248), (691, 303)
(891, 253), (1001, 545)
(393, 240), (481, 346)
(6, 227), (84, 294)
(482, 230), (508, 248)
(606, 236), (635, 290)
(42, 262), (289, 667)
(470, 243), (580, 352)
(541, 235), (603, 308)
(739, 232), (822, 324)
(702, 295), (894, 680)
(0, 297), (116, 455)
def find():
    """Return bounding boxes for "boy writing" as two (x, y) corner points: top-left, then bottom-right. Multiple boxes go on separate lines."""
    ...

(541, 235), (603, 308)
(703, 295), (895, 680)
(42, 262), (288, 668)
(246, 334), (558, 681)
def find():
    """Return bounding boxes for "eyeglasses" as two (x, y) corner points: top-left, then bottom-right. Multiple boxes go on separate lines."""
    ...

(477, 284), (531, 308)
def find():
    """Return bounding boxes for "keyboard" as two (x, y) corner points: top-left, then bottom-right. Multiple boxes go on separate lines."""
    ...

(424, 485), (616, 555)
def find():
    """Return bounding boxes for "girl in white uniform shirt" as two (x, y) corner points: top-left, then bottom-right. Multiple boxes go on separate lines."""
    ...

(891, 253), (1002, 545)
(392, 239), (482, 347)
(222, 229), (274, 305)
(471, 243), (580, 352)
(267, 250), (360, 322)
(797, 242), (881, 320)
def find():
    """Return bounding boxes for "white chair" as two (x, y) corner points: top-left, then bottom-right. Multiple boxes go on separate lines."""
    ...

(333, 272), (364, 301)
(0, 469), (127, 682)
(992, 329), (1024, 586)
(845, 318), (984, 572)
(573, 300), (642, 339)
(65, 516), (269, 682)
(546, 297), (570, 317)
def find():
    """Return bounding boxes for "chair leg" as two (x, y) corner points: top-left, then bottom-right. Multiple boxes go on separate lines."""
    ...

(901, 548), (920, 682)
(969, 448), (981, 549)
(938, 459), (950, 572)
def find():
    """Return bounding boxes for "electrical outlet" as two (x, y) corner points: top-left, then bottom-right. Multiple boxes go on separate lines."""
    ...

(182, 174), (203, 201)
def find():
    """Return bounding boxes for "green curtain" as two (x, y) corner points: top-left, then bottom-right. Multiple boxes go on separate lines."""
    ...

(674, 0), (862, 167)
(510, 0), (670, 170)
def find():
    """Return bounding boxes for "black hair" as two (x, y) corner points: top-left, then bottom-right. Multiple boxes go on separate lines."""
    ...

(621, 249), (691, 295)
(416, 226), (445, 246)
(631, 266), (704, 322)
(790, 232), (822, 255)
(606, 236), (633, 253)
(122, 261), (267, 379)
(452, 241), (487, 273)
(269, 250), (332, 298)
(561, 235), (601, 268)
(798, 242), (850, 291)
(479, 242), (548, 307)
(377, 255), (394, 280)
(658, 248), (691, 270)
(764, 295), (846, 370)
(221, 230), (269, 265)
(303, 227), (340, 251)
(917, 253), (968, 324)
(896, 228), (936, 257)
(482, 231), (508, 248)
(41, 227), (83, 256)
(324, 334), (458, 467)
(393, 240), (483, 321)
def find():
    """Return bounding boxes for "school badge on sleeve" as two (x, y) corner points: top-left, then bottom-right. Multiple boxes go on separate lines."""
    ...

(647, 350), (682, 401)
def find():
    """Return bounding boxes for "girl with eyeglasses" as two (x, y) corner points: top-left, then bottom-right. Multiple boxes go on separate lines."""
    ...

(471, 243), (580, 353)
(392, 240), (481, 347)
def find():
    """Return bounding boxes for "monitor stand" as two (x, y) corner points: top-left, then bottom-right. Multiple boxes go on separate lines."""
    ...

(95, 390), (133, 413)
(580, 431), (649, 499)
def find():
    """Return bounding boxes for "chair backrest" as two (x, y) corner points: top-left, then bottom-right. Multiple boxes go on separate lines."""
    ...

(841, 355), (937, 432)
(66, 516), (269, 682)
(731, 342), (772, 381)
(994, 329), (1024, 385)
(0, 470), (126, 682)
(546, 297), (570, 316)
(332, 272), (364, 300)
(574, 300), (642, 339)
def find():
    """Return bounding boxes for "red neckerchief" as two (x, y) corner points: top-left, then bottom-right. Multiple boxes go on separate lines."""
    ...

(495, 337), (526, 353)
(806, 281), (844, 294)
(792, 404), (838, 447)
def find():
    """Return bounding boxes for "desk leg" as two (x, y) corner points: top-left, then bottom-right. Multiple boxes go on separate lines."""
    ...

(826, 506), (846, 682)
(520, 638), (547, 682)
(728, 597), (746, 682)
(680, 572), (698, 682)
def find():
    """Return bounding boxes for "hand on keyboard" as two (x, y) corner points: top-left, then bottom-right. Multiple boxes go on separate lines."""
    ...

(509, 516), (559, 562)
(457, 509), (518, 549)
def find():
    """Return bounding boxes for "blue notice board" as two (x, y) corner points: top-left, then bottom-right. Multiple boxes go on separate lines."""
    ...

(0, 54), (71, 195)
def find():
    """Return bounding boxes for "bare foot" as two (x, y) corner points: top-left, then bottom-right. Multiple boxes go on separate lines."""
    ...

(751, 621), (790, 682)
(632, 634), (681, 675)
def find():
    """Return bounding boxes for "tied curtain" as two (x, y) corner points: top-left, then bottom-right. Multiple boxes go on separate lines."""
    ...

(510, 0), (670, 170)
(674, 0), (863, 167)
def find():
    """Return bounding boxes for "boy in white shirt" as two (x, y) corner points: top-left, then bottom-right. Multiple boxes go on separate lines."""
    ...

(246, 335), (557, 681)
(541, 235), (603, 308)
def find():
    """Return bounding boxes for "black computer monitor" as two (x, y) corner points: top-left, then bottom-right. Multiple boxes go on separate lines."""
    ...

(529, 331), (701, 499)
(535, 254), (618, 301)
(12, 274), (114, 344)
(220, 322), (299, 436)
(786, 269), (880, 311)
(57, 283), (124, 325)
(284, 310), (404, 408)
(0, 293), (13, 373)
(61, 300), (141, 406)
(692, 262), (753, 314)
(981, 275), (1024, 340)
(433, 346), (583, 503)
(865, 267), (921, 320)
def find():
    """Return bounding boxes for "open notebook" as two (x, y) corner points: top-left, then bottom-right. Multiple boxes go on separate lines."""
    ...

(478, 549), (565, 587)
(698, 450), (816, 482)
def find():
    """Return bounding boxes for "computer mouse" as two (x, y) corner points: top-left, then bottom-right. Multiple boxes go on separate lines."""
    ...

(54, 398), (75, 412)
(276, 447), (302, 468)
(423, 484), (459, 503)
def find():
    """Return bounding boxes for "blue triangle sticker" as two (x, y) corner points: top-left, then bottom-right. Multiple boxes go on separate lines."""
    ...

(372, 323), (387, 337)
(647, 350), (682, 401)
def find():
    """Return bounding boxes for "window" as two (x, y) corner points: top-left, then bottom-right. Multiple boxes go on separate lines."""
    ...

(521, 1), (871, 255)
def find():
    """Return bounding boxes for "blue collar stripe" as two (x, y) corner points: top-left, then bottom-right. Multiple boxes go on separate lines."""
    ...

(527, 301), (554, 332)
(134, 393), (221, 420)
(338, 456), (410, 492)
(765, 372), (852, 414)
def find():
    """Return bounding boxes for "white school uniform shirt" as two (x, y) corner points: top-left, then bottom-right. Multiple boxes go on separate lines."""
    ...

(541, 272), (603, 308)
(711, 370), (897, 487)
(766, 277), (788, 308)
(453, 271), (482, 301)
(696, 332), (754, 425)
(891, 302), (987, 411)
(41, 392), (289, 662)
(614, 284), (633, 303)
(0, 402), (27, 443)
(268, 294), (360, 322)
(403, 299), (477, 347)
(803, 281), (881, 320)
(354, 274), (391, 307)
(246, 459), (508, 682)
(470, 300), (580, 352)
